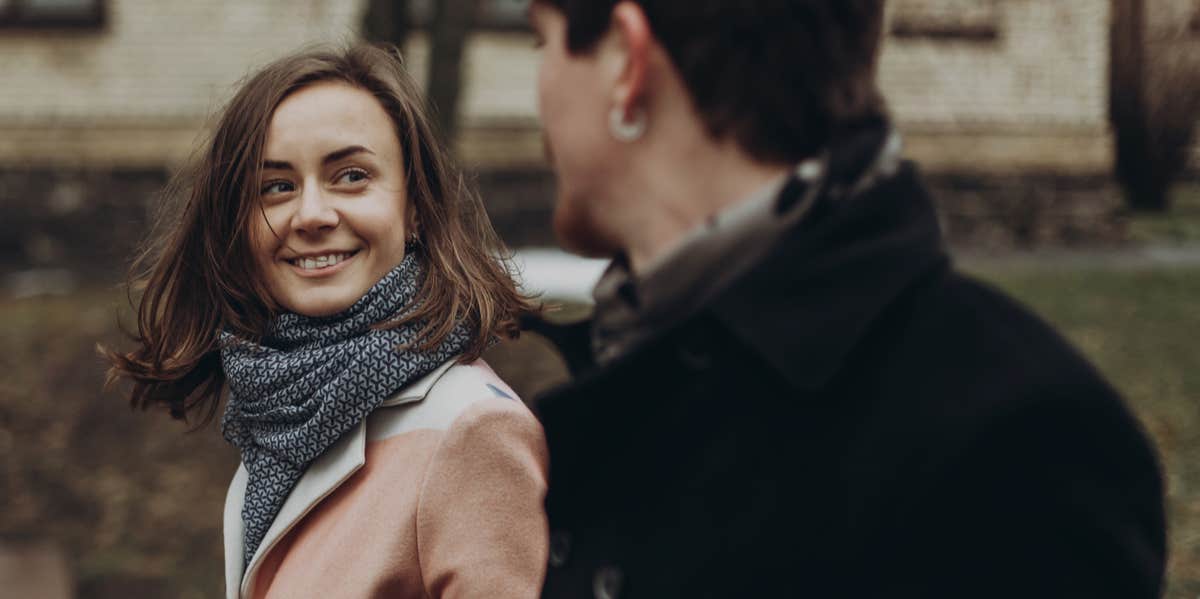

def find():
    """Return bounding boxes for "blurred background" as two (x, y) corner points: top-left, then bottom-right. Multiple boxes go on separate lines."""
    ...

(0, 0), (1198, 597)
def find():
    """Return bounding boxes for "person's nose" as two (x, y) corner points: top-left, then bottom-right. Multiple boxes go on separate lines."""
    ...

(292, 181), (339, 235)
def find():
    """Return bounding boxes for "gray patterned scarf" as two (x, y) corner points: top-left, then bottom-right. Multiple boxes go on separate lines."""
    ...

(220, 252), (472, 567)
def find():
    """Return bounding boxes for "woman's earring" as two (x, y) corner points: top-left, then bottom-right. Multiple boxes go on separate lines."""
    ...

(609, 105), (647, 142)
(405, 230), (420, 253)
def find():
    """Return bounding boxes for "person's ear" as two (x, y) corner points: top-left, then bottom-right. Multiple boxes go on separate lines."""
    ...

(609, 1), (652, 116)
(405, 204), (419, 238)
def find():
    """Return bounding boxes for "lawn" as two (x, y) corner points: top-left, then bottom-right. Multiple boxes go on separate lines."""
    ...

(1129, 182), (1200, 245)
(1, 264), (1197, 597)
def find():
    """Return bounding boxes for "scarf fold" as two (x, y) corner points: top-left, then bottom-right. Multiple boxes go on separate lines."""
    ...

(220, 252), (472, 568)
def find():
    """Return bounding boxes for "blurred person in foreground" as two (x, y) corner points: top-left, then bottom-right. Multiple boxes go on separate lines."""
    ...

(525, 1), (1166, 597)
(105, 45), (549, 598)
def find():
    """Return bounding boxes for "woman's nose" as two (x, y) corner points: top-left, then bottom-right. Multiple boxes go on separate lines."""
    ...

(293, 184), (339, 234)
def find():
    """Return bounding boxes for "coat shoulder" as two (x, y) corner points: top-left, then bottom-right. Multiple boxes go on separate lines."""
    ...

(367, 360), (526, 442)
(898, 270), (1111, 393)
(861, 269), (1148, 461)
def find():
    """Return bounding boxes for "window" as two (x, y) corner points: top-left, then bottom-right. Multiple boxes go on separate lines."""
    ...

(0, 0), (105, 28)
(408, 0), (529, 31)
(889, 0), (1000, 41)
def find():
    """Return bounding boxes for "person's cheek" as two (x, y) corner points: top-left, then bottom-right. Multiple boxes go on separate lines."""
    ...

(541, 131), (556, 165)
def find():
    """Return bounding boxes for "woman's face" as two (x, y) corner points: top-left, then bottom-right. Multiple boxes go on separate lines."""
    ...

(252, 81), (412, 317)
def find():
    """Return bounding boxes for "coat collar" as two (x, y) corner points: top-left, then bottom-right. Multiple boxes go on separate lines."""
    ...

(708, 161), (948, 391)
(572, 121), (946, 392)
(223, 358), (458, 598)
(529, 125), (947, 393)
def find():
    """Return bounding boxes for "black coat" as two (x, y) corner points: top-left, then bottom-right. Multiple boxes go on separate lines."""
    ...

(532, 164), (1166, 598)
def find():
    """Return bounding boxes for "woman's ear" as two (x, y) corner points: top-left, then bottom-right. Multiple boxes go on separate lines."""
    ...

(609, 1), (652, 114)
(405, 204), (420, 240)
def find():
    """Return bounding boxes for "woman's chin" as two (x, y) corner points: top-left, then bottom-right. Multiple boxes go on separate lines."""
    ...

(281, 293), (358, 318)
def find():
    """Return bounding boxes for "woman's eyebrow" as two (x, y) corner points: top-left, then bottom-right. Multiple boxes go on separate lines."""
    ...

(262, 146), (374, 171)
(263, 159), (293, 171)
(323, 145), (375, 165)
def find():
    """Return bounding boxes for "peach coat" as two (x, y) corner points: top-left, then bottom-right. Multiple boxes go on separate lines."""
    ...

(222, 359), (550, 598)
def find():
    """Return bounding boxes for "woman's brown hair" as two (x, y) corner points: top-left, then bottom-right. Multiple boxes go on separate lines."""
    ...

(103, 44), (536, 423)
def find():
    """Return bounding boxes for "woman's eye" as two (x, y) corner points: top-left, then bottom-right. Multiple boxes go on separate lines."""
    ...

(336, 169), (370, 186)
(261, 180), (294, 195)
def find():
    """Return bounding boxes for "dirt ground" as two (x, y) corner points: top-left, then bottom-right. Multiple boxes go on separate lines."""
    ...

(2, 259), (1198, 597)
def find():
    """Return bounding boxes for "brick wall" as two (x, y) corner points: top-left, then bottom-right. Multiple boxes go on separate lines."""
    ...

(0, 0), (363, 125)
(882, 0), (1108, 131)
(0, 0), (1147, 272)
(880, 0), (1113, 174)
(0, 0), (1186, 175)
(0, 0), (367, 167)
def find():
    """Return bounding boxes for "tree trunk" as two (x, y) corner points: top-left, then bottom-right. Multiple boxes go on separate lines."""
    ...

(361, 0), (411, 50)
(427, 0), (478, 146)
(1110, 0), (1164, 212)
(1110, 0), (1200, 213)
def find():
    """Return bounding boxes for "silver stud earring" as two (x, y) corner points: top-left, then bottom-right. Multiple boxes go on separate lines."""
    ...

(609, 105), (647, 142)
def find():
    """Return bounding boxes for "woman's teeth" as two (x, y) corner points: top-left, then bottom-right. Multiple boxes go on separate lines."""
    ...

(290, 252), (353, 270)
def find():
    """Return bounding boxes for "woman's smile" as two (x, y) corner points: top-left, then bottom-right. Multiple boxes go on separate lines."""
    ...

(252, 81), (413, 317)
(284, 249), (360, 278)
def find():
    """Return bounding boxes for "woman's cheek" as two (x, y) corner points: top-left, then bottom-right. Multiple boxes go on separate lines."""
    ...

(252, 206), (287, 254)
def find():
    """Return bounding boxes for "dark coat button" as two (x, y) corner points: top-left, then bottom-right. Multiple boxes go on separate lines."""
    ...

(548, 530), (571, 568)
(593, 566), (624, 599)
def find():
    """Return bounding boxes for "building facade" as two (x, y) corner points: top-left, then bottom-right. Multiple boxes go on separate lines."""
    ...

(0, 0), (1195, 275)
(0, 0), (365, 168)
(1, 0), (1176, 174)
(883, 0), (1113, 174)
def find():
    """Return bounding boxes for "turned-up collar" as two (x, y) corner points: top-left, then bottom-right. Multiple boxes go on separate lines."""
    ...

(707, 158), (948, 391)
(588, 121), (933, 388)
(589, 168), (800, 365)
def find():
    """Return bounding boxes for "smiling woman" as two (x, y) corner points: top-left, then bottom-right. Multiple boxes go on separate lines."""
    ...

(253, 83), (416, 318)
(101, 45), (549, 599)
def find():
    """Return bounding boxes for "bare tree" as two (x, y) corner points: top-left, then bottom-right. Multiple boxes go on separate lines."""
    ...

(1110, 0), (1200, 212)
(361, 0), (411, 50)
(426, 0), (479, 145)
(361, 0), (476, 147)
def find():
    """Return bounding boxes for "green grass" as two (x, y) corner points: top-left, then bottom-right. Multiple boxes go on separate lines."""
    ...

(1128, 182), (1200, 245)
(2, 267), (1198, 597)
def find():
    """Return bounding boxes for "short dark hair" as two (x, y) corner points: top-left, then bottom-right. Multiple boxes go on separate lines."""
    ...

(540, 0), (888, 163)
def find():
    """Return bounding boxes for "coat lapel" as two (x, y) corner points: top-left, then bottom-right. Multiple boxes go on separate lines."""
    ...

(378, 358), (456, 408)
(238, 419), (367, 597)
(223, 465), (248, 599)
(223, 358), (458, 598)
